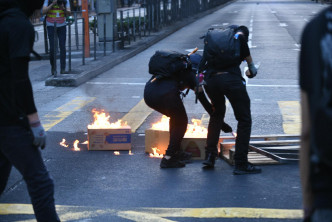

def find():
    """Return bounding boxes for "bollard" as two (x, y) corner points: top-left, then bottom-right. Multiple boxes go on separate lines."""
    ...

(43, 19), (49, 54)
(53, 22), (57, 77)
(127, 11), (130, 45)
(120, 11), (125, 47)
(74, 12), (79, 50)
(93, 16), (97, 60)
(68, 22), (72, 72)
(139, 6), (142, 38)
(133, 8), (136, 42)
(103, 14), (106, 56)
(82, 18), (85, 65)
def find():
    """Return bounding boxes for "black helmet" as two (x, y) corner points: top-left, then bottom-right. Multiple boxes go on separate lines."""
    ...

(14, 0), (44, 17)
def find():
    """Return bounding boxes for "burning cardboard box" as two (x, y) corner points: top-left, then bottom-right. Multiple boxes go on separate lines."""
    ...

(145, 116), (209, 159)
(88, 109), (131, 151)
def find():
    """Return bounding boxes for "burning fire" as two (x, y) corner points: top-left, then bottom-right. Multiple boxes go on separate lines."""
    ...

(149, 147), (164, 158)
(151, 115), (207, 138)
(114, 151), (120, 155)
(73, 140), (80, 151)
(129, 150), (133, 155)
(88, 108), (127, 129)
(60, 138), (69, 147)
(185, 119), (207, 138)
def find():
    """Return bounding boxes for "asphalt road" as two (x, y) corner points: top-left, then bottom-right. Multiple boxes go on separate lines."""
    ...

(0, 0), (329, 221)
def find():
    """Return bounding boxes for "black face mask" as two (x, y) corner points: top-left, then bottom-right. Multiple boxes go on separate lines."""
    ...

(15, 0), (44, 17)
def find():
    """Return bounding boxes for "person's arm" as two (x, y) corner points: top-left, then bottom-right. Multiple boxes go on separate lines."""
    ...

(197, 90), (213, 115)
(11, 58), (46, 149)
(42, 0), (57, 15)
(300, 90), (314, 218)
(62, 1), (71, 16)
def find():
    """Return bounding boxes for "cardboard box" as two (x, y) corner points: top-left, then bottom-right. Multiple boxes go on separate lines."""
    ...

(88, 126), (131, 151)
(145, 129), (217, 160)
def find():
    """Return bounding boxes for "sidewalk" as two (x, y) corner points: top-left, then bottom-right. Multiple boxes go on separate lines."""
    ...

(42, 2), (232, 87)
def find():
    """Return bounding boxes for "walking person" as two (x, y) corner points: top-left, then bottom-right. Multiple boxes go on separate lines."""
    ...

(0, 0), (60, 221)
(199, 25), (261, 174)
(299, 6), (332, 222)
(42, 0), (71, 75)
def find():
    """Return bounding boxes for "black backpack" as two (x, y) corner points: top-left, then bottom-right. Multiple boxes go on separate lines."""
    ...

(309, 8), (332, 169)
(148, 50), (190, 79)
(203, 28), (241, 69)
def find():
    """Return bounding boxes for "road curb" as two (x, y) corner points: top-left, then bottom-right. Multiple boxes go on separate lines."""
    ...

(45, 1), (233, 87)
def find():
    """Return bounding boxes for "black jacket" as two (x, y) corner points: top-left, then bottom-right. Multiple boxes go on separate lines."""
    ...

(0, 2), (37, 126)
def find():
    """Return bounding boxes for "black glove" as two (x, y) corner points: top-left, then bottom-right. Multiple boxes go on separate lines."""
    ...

(221, 122), (232, 133)
(247, 63), (257, 78)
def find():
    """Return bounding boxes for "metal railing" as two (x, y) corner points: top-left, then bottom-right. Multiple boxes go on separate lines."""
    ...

(38, 0), (230, 75)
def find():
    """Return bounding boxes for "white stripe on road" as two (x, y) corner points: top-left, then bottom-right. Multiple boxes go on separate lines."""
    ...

(86, 82), (146, 85)
(247, 84), (299, 88)
(86, 82), (298, 88)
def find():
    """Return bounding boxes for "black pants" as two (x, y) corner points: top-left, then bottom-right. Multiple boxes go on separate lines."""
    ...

(204, 74), (252, 165)
(0, 126), (59, 222)
(47, 25), (67, 71)
(144, 79), (188, 156)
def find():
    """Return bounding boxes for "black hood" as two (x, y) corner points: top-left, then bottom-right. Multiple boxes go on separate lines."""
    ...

(0, 0), (43, 17)
(0, 0), (17, 14)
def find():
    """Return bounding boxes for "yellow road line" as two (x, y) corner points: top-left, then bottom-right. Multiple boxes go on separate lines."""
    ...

(120, 99), (153, 133)
(42, 97), (95, 131)
(278, 101), (301, 134)
(119, 207), (303, 221)
(0, 203), (33, 215)
(0, 204), (303, 221)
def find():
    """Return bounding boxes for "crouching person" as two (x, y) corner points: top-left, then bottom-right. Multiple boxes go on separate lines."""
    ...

(144, 50), (229, 168)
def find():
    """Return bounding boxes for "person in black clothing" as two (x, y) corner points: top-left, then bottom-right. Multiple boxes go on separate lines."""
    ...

(199, 25), (261, 174)
(299, 6), (332, 222)
(0, 0), (60, 221)
(144, 53), (232, 168)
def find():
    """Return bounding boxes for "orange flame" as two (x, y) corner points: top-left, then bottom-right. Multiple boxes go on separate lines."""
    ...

(60, 138), (69, 147)
(82, 141), (88, 144)
(129, 150), (133, 155)
(232, 132), (237, 138)
(151, 115), (170, 131)
(151, 115), (207, 138)
(114, 151), (120, 155)
(149, 147), (164, 158)
(88, 109), (127, 129)
(73, 140), (80, 151)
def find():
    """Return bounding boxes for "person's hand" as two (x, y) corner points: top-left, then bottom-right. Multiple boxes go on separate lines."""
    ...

(30, 122), (46, 149)
(247, 62), (257, 78)
(221, 122), (232, 133)
(51, 0), (58, 6)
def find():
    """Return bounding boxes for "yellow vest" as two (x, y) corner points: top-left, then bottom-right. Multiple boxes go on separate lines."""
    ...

(46, 5), (65, 24)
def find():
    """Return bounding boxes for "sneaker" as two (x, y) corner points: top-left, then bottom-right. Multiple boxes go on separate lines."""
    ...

(233, 163), (262, 175)
(177, 151), (192, 163)
(160, 157), (185, 168)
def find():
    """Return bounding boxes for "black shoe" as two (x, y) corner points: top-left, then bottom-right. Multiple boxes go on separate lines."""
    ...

(177, 151), (192, 163)
(202, 152), (216, 168)
(221, 122), (232, 133)
(160, 157), (185, 168)
(233, 163), (262, 175)
(51, 68), (57, 76)
(60, 69), (66, 74)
